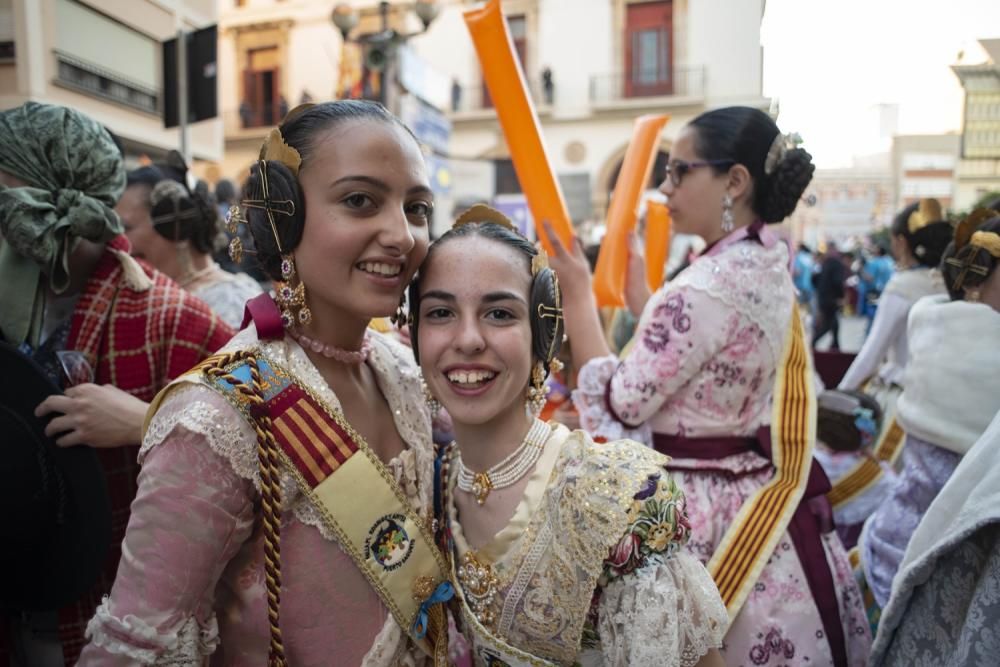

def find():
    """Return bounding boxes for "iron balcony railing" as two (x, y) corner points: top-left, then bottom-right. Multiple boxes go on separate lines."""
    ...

(589, 65), (705, 104)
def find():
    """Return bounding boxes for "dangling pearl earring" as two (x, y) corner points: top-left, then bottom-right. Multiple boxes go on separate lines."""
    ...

(721, 193), (735, 233)
(525, 361), (548, 418)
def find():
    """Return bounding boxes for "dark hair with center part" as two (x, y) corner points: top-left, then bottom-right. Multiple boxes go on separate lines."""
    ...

(242, 100), (417, 281)
(687, 106), (814, 223)
(409, 221), (564, 373)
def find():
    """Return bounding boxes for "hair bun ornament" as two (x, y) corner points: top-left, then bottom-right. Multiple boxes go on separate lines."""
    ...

(259, 128), (302, 176)
(453, 203), (519, 233)
(764, 131), (803, 176)
(907, 198), (944, 235)
(954, 207), (998, 251)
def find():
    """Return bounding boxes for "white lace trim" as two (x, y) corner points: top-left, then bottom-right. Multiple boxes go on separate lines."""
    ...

(360, 615), (425, 667)
(596, 553), (727, 667)
(85, 596), (220, 664)
(573, 355), (652, 445)
(672, 241), (791, 362)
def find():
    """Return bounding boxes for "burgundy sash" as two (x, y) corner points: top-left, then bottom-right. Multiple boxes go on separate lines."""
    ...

(653, 430), (847, 667)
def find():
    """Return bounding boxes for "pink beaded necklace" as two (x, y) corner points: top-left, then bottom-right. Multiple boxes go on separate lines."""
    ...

(289, 328), (372, 365)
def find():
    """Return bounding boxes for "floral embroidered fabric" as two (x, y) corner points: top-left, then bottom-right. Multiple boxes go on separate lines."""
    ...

(572, 237), (873, 665)
(448, 427), (726, 666)
(80, 325), (436, 666)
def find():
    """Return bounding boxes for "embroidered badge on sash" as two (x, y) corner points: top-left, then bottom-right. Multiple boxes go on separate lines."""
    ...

(366, 514), (414, 570)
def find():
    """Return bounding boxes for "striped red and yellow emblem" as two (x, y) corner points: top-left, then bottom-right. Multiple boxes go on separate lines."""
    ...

(267, 385), (359, 487)
(707, 305), (816, 622)
(827, 419), (904, 509)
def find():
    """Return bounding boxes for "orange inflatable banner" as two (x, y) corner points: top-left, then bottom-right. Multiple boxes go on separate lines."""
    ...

(592, 113), (669, 306)
(645, 200), (672, 291)
(463, 0), (573, 255)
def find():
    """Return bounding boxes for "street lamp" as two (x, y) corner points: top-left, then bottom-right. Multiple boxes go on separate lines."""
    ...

(331, 1), (440, 108)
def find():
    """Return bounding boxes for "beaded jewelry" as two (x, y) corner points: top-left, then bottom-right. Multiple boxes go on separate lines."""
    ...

(456, 418), (550, 505)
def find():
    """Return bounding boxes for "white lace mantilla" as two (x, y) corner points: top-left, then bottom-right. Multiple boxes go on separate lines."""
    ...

(671, 240), (791, 362)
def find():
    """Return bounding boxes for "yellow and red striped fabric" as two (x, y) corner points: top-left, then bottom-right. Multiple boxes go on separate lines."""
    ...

(707, 306), (816, 622)
(267, 385), (359, 487)
(827, 419), (904, 509)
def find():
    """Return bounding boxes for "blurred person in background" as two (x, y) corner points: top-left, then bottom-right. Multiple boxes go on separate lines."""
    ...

(856, 209), (1000, 633)
(116, 156), (262, 328)
(812, 245), (846, 350)
(0, 101), (231, 666)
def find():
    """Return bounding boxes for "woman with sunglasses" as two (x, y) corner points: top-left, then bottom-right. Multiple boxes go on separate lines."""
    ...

(545, 107), (871, 666)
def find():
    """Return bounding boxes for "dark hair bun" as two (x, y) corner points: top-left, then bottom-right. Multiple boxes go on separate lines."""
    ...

(910, 221), (953, 269)
(529, 267), (564, 368)
(242, 160), (305, 281)
(757, 147), (814, 223)
(149, 180), (223, 254)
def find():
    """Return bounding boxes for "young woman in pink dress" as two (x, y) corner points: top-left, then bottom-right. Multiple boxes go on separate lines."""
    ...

(545, 107), (871, 666)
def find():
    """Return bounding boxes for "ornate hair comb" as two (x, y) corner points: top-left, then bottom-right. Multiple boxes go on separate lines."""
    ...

(453, 203), (519, 233)
(907, 198), (944, 235)
(764, 131), (802, 176)
(944, 207), (1000, 292)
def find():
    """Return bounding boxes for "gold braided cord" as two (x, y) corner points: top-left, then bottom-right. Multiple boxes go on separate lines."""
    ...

(203, 351), (287, 667)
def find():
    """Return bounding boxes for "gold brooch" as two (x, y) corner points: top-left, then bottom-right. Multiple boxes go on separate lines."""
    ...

(457, 551), (499, 628)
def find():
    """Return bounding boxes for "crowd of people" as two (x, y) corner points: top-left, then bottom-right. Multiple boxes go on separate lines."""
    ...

(1, 97), (999, 667)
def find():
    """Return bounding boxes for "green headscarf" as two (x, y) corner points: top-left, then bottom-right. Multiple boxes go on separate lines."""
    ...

(0, 102), (125, 346)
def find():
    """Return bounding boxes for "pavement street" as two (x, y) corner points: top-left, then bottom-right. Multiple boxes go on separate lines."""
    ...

(811, 314), (868, 355)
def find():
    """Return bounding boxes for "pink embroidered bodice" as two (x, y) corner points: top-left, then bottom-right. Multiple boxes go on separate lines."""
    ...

(575, 227), (794, 443)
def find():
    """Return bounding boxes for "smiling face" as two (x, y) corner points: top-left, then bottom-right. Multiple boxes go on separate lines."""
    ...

(417, 235), (535, 430)
(294, 119), (432, 325)
(658, 126), (732, 241)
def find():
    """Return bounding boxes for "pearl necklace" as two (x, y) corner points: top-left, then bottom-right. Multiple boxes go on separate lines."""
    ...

(289, 328), (372, 364)
(456, 419), (550, 505)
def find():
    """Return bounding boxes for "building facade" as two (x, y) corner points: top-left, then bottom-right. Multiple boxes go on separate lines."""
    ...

(216, 0), (770, 237)
(0, 0), (222, 169)
(890, 133), (961, 211)
(952, 38), (1000, 209)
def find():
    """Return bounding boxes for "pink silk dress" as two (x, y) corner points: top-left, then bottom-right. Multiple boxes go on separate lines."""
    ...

(77, 326), (437, 666)
(574, 225), (872, 667)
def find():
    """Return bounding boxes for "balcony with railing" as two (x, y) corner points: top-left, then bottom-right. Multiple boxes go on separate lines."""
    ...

(448, 78), (551, 121)
(53, 50), (159, 115)
(589, 65), (705, 111)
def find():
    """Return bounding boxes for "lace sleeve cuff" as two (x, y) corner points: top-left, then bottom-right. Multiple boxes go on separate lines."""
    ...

(572, 356), (651, 444)
(596, 554), (727, 667)
(84, 596), (220, 665)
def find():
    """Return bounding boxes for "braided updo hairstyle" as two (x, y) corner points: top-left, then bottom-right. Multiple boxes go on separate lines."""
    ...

(687, 106), (814, 223)
(408, 221), (565, 379)
(940, 216), (1000, 301)
(241, 100), (416, 281)
(890, 200), (953, 269)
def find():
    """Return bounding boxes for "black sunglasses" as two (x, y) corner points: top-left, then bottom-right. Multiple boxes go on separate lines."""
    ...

(663, 159), (735, 187)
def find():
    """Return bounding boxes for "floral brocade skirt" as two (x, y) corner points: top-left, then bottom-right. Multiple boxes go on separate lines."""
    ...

(668, 452), (872, 667)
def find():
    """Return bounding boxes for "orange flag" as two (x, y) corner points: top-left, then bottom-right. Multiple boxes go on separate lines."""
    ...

(463, 0), (573, 255)
(592, 114), (670, 306)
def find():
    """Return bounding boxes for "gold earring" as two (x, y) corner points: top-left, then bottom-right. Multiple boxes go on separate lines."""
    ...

(275, 253), (310, 327)
(390, 293), (407, 327)
(422, 377), (441, 416)
(525, 361), (548, 418)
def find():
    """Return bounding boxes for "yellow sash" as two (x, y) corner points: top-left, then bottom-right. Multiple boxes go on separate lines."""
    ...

(707, 305), (816, 623)
(827, 417), (905, 509)
(148, 351), (451, 662)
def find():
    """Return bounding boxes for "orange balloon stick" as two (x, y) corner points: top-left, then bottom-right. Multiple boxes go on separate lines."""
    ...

(645, 200), (672, 291)
(592, 114), (670, 306)
(463, 0), (573, 255)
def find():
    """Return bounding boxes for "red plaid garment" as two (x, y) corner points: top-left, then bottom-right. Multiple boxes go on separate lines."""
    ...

(54, 236), (234, 664)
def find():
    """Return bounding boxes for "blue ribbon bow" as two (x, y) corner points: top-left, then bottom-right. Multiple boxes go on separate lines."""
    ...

(411, 580), (455, 640)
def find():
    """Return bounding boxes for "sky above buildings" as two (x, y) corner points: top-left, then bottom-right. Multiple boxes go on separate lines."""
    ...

(761, 0), (1000, 168)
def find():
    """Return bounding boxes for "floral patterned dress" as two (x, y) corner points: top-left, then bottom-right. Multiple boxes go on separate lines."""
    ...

(574, 225), (871, 666)
(443, 426), (727, 666)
